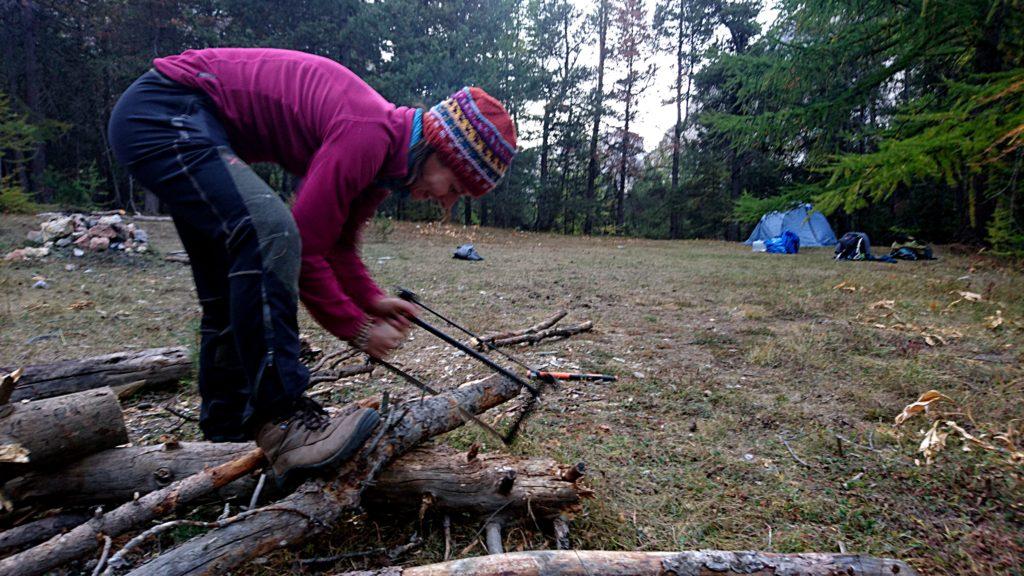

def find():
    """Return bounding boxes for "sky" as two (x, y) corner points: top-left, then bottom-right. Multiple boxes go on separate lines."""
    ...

(553, 0), (779, 152)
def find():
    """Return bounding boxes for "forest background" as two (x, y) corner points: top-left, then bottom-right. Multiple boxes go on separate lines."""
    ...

(1, 0), (1022, 253)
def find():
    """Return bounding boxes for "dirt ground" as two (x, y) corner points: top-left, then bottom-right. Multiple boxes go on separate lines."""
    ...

(1, 213), (1022, 575)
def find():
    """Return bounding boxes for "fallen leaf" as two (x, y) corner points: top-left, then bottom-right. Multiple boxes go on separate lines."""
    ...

(919, 420), (949, 465)
(870, 300), (895, 310)
(68, 300), (94, 310)
(956, 291), (983, 302)
(895, 390), (953, 426)
(984, 311), (1004, 330)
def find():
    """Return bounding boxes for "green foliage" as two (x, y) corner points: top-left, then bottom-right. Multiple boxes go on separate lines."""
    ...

(0, 177), (38, 213)
(0, 92), (42, 161)
(42, 162), (103, 208)
(987, 199), (1024, 256)
(814, 71), (1024, 216)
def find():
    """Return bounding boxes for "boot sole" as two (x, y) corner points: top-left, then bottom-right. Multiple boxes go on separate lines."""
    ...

(273, 409), (381, 489)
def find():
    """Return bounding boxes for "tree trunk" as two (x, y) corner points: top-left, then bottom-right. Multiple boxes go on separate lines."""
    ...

(616, 68), (633, 233)
(21, 0), (46, 202)
(536, 104), (553, 230)
(6, 443), (589, 520)
(143, 190), (161, 214)
(669, 6), (684, 238)
(0, 387), (127, 470)
(124, 374), (526, 576)
(2, 346), (191, 402)
(333, 550), (917, 576)
(583, 0), (608, 235)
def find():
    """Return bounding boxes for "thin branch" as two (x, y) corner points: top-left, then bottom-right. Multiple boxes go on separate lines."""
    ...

(90, 535), (112, 576)
(777, 434), (812, 468)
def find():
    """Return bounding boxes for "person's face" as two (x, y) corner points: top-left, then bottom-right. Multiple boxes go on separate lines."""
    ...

(410, 153), (465, 216)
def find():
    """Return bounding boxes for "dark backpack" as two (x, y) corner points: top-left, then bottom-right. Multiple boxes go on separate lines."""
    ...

(835, 232), (871, 261)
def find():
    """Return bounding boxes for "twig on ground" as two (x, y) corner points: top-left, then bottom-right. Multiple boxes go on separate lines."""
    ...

(443, 515), (452, 561)
(90, 535), (112, 576)
(162, 405), (198, 422)
(777, 434), (812, 468)
(248, 473), (266, 510)
(310, 348), (360, 374)
(297, 532), (421, 569)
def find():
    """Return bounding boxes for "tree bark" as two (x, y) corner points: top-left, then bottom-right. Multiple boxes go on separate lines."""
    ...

(0, 513), (91, 557)
(0, 387), (127, 469)
(6, 444), (589, 520)
(0, 448), (264, 576)
(124, 374), (526, 576)
(2, 346), (190, 402)
(334, 550), (917, 576)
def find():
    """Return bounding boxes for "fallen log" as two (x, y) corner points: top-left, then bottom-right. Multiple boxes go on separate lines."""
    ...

(332, 550), (918, 576)
(363, 445), (588, 519)
(0, 512), (91, 557)
(0, 448), (264, 576)
(124, 374), (525, 576)
(0, 387), (127, 469)
(1, 347), (190, 402)
(7, 443), (588, 520)
(473, 311), (567, 349)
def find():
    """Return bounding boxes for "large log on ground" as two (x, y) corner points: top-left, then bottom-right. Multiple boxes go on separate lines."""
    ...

(0, 448), (264, 576)
(334, 550), (918, 576)
(2, 347), (190, 401)
(364, 445), (589, 519)
(0, 387), (127, 469)
(6, 443), (588, 520)
(125, 375), (525, 576)
(4, 441), (253, 506)
(0, 513), (91, 556)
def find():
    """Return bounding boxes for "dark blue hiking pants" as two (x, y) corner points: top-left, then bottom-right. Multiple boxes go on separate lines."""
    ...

(108, 69), (308, 441)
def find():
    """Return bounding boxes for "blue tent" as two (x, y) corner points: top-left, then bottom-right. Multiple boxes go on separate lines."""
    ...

(744, 204), (837, 247)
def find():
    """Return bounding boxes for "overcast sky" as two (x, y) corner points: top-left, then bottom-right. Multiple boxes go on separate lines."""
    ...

(542, 1), (779, 152)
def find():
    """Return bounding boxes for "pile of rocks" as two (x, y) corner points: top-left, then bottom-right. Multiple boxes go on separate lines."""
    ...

(5, 212), (149, 261)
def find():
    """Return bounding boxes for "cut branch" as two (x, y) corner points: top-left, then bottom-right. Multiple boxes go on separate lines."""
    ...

(333, 550), (918, 576)
(488, 322), (593, 348)
(1, 347), (190, 402)
(0, 387), (127, 468)
(473, 311), (567, 349)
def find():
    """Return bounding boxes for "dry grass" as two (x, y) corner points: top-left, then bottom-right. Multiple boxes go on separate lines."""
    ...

(1, 214), (1022, 575)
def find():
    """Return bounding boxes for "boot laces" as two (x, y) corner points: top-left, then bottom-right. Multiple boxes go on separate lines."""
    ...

(289, 396), (330, 431)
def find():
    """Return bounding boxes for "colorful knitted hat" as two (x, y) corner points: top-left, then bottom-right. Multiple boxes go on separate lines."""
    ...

(423, 87), (518, 197)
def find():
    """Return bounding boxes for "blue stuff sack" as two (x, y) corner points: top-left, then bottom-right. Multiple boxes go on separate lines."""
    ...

(765, 230), (800, 254)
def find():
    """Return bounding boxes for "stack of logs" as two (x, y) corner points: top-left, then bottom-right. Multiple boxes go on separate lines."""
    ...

(0, 317), (918, 576)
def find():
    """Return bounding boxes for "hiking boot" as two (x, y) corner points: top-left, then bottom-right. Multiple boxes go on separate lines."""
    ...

(256, 397), (380, 486)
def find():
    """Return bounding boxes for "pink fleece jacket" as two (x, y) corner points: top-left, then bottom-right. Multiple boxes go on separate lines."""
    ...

(154, 48), (413, 340)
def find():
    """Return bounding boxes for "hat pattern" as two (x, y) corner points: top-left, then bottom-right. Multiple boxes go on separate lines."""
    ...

(423, 87), (517, 197)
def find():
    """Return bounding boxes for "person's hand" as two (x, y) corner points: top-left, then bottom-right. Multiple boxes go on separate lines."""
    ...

(367, 297), (418, 331)
(360, 320), (407, 359)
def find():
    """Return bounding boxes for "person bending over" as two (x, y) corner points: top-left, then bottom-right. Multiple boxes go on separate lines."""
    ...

(108, 48), (518, 484)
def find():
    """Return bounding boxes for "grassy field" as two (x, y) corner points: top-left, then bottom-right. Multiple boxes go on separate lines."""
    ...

(1, 213), (1022, 575)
